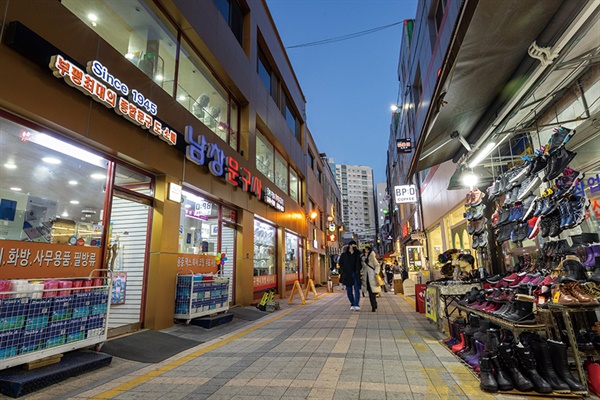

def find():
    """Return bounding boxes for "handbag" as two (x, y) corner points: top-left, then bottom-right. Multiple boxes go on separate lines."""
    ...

(375, 273), (385, 287)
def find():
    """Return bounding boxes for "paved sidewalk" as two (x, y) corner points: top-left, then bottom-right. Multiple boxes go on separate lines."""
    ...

(17, 288), (544, 400)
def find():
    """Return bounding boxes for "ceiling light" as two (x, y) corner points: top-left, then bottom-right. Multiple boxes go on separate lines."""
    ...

(4, 163), (16, 169)
(462, 171), (479, 187)
(61, 211), (69, 217)
(34, 134), (106, 168)
(70, 200), (80, 204)
(184, 204), (191, 209)
(42, 157), (61, 164)
(91, 173), (106, 180)
(155, 74), (164, 82)
(68, 180), (78, 185)
(178, 95), (187, 101)
(469, 142), (497, 168)
(10, 187), (22, 191)
(125, 53), (134, 59)
(87, 13), (98, 22)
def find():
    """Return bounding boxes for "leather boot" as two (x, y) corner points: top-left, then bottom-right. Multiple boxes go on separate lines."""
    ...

(547, 339), (587, 394)
(552, 284), (578, 304)
(503, 300), (536, 324)
(485, 328), (500, 353)
(490, 352), (514, 391)
(570, 282), (598, 304)
(529, 338), (570, 393)
(514, 343), (553, 393)
(479, 353), (498, 392)
(497, 343), (534, 392)
(560, 257), (587, 282)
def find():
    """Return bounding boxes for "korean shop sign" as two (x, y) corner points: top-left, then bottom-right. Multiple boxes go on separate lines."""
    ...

(396, 138), (412, 154)
(184, 126), (285, 212)
(49, 55), (178, 146)
(0, 241), (101, 279)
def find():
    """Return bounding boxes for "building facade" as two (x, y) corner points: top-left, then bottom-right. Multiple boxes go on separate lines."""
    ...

(332, 163), (376, 246)
(0, 0), (336, 336)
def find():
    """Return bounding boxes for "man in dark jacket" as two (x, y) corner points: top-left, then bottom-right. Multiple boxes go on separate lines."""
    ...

(339, 240), (362, 311)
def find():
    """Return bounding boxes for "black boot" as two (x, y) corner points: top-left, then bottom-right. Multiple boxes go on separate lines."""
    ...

(560, 258), (587, 282)
(485, 328), (500, 353)
(547, 339), (587, 394)
(490, 352), (514, 391)
(503, 300), (536, 324)
(479, 353), (498, 392)
(513, 343), (553, 393)
(460, 336), (478, 360)
(529, 339), (570, 393)
(473, 318), (490, 342)
(589, 256), (600, 283)
(497, 343), (534, 392)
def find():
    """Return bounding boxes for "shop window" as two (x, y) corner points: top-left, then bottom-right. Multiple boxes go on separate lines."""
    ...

(62, 0), (177, 94)
(114, 164), (152, 196)
(275, 151), (288, 193)
(258, 47), (278, 102)
(178, 38), (236, 147)
(308, 152), (314, 170)
(0, 118), (108, 245)
(179, 191), (219, 254)
(289, 169), (299, 204)
(254, 219), (276, 292)
(256, 131), (274, 181)
(285, 232), (300, 283)
(282, 93), (301, 143)
(213, 0), (244, 45)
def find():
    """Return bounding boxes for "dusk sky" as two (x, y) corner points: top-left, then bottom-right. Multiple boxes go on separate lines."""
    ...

(266, 0), (419, 184)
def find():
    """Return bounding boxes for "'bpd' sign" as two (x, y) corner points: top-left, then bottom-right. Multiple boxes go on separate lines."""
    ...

(395, 185), (417, 204)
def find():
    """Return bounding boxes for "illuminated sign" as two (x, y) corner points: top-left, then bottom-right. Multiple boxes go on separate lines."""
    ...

(396, 138), (412, 154)
(395, 185), (417, 203)
(327, 234), (337, 242)
(49, 55), (177, 146)
(184, 126), (284, 212)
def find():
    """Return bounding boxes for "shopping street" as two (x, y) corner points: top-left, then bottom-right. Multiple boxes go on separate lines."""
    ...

(9, 288), (553, 400)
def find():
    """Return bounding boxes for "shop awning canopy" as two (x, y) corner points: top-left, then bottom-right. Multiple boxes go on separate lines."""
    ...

(408, 0), (589, 178)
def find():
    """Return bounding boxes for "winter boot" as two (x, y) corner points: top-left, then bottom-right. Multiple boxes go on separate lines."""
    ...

(529, 338), (571, 393)
(497, 343), (534, 392)
(560, 257), (587, 282)
(490, 352), (514, 391)
(452, 332), (466, 353)
(503, 300), (536, 324)
(479, 353), (498, 392)
(460, 336), (478, 360)
(548, 339), (587, 394)
(473, 318), (490, 342)
(485, 328), (500, 353)
(514, 343), (553, 393)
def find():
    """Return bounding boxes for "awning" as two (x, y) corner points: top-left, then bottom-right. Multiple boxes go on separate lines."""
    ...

(408, 0), (586, 178)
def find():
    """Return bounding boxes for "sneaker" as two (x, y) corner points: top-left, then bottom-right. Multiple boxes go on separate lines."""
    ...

(470, 189), (485, 206)
(509, 164), (530, 186)
(544, 147), (577, 182)
(479, 231), (489, 248)
(517, 175), (541, 201)
(354, 306), (361, 311)
(472, 234), (479, 249)
(473, 218), (487, 234)
(511, 222), (528, 243)
(498, 206), (511, 226)
(488, 179), (501, 202)
(554, 167), (585, 197)
(540, 195), (558, 217)
(558, 199), (571, 229)
(547, 211), (562, 238)
(512, 203), (524, 222)
(521, 195), (537, 220)
(545, 126), (575, 155)
(566, 195), (589, 229)
(529, 150), (548, 175)
(471, 203), (486, 220)
(533, 196), (545, 217)
(491, 209), (499, 227)
(540, 216), (552, 238)
(527, 216), (540, 239)
(467, 221), (475, 235)
(465, 190), (474, 206)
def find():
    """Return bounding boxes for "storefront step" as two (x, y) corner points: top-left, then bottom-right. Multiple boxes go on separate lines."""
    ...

(190, 312), (234, 329)
(0, 350), (112, 398)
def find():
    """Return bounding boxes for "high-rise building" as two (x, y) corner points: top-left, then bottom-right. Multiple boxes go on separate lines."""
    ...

(331, 162), (376, 245)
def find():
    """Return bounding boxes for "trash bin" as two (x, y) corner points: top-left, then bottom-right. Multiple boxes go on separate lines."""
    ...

(415, 284), (426, 314)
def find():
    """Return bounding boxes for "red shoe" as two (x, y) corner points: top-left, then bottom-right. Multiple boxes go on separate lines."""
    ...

(587, 361), (600, 396)
(452, 333), (466, 353)
(503, 273), (519, 282)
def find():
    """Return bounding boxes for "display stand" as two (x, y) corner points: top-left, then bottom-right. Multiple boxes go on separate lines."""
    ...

(428, 282), (482, 334)
(0, 270), (111, 371)
(547, 303), (600, 390)
(174, 271), (229, 324)
(456, 304), (549, 336)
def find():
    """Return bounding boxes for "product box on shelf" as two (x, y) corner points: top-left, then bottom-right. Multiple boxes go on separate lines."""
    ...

(25, 298), (53, 330)
(0, 328), (22, 359)
(0, 297), (30, 319)
(46, 320), (68, 348)
(51, 295), (73, 321)
(19, 328), (46, 354)
(73, 292), (93, 307)
(24, 315), (49, 330)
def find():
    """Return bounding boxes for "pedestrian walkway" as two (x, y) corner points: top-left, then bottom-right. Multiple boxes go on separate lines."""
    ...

(17, 289), (547, 400)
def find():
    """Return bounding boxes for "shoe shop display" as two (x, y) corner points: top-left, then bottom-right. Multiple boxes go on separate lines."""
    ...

(547, 340), (588, 394)
(513, 343), (553, 393)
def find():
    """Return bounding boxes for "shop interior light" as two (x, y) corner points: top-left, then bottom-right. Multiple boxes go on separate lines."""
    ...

(468, 142), (496, 168)
(42, 157), (61, 164)
(87, 13), (98, 22)
(125, 53), (134, 60)
(155, 74), (164, 82)
(4, 163), (16, 169)
(70, 200), (80, 204)
(61, 211), (69, 217)
(178, 95), (187, 101)
(10, 187), (21, 191)
(68, 180), (78, 185)
(462, 171), (479, 187)
(90, 173), (106, 180)
(34, 134), (106, 168)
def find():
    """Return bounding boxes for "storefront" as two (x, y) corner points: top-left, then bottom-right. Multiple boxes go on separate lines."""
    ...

(0, 0), (307, 334)
(284, 231), (302, 286)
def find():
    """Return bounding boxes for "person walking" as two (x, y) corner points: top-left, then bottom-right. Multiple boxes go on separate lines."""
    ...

(361, 246), (381, 312)
(339, 240), (362, 311)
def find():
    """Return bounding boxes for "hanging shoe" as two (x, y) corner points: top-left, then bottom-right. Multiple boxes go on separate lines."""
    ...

(545, 126), (576, 155)
(545, 147), (577, 182)
(565, 195), (589, 229)
(521, 195), (537, 220)
(527, 216), (540, 240)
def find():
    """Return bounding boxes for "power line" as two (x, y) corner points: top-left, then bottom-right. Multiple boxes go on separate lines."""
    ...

(286, 21), (403, 49)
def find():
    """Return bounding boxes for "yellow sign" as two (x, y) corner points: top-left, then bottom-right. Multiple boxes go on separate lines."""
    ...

(425, 286), (437, 322)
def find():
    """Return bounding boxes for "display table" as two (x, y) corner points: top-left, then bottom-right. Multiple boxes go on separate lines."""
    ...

(426, 282), (482, 334)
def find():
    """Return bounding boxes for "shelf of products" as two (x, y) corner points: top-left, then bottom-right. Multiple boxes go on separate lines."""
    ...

(0, 272), (110, 370)
(174, 272), (229, 324)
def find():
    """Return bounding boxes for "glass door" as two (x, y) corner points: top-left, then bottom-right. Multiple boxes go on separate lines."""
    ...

(220, 222), (236, 302)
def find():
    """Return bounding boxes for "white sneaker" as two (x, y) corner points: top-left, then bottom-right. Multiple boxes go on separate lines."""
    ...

(350, 306), (356, 311)
(354, 306), (361, 311)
